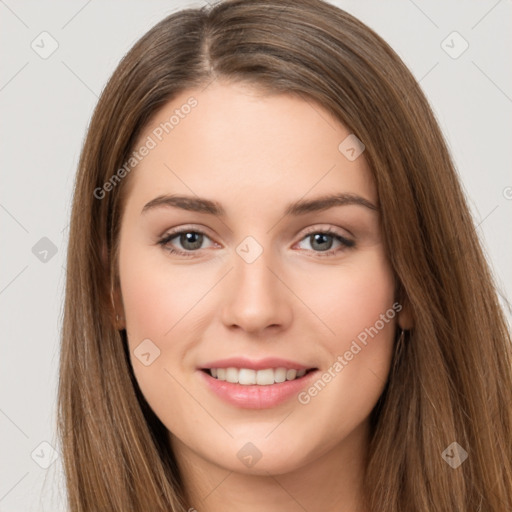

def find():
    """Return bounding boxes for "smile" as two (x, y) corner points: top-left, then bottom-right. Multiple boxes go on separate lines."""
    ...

(203, 367), (314, 385)
(198, 362), (319, 409)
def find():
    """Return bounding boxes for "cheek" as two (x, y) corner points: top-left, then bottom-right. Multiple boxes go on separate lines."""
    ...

(332, 263), (396, 344)
(118, 246), (204, 432)
(118, 239), (191, 378)
(293, 252), (397, 432)
(119, 244), (204, 342)
(295, 250), (396, 344)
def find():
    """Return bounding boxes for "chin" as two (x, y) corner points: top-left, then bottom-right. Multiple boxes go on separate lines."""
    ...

(202, 433), (319, 476)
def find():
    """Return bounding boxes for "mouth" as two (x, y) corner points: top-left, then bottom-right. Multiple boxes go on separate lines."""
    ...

(197, 357), (320, 408)
(200, 367), (318, 385)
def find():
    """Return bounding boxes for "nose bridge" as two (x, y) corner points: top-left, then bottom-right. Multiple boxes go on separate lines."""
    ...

(220, 235), (291, 332)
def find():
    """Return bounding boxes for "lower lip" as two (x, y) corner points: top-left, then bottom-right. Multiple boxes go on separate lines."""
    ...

(198, 369), (318, 409)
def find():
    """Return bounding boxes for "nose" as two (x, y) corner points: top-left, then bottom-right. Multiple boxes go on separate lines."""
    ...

(220, 245), (293, 335)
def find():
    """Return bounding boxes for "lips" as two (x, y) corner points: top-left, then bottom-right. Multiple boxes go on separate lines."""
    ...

(199, 356), (315, 371)
(198, 356), (319, 409)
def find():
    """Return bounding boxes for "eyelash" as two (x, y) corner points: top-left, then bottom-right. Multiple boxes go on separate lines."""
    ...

(157, 226), (355, 259)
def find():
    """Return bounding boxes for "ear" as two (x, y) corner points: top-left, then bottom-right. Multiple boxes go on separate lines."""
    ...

(102, 242), (126, 330)
(394, 280), (414, 330)
(397, 299), (414, 330)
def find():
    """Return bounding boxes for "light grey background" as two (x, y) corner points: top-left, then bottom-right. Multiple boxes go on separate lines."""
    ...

(1, 1), (511, 510)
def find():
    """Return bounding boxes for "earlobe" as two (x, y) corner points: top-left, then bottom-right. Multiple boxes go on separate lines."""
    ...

(397, 301), (414, 330)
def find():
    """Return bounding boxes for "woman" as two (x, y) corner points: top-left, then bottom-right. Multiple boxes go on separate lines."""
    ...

(58, 0), (512, 510)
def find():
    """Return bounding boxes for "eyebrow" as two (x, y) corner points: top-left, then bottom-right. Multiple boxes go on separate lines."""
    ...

(141, 192), (378, 216)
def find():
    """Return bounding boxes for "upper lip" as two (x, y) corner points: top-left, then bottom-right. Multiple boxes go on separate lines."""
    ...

(199, 357), (317, 371)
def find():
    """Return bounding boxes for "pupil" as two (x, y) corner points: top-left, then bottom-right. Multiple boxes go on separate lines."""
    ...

(181, 232), (203, 250)
(311, 233), (332, 251)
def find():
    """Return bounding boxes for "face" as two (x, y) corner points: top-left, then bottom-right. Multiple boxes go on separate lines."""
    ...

(115, 80), (400, 476)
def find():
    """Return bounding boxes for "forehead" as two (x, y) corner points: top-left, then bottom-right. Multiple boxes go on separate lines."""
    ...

(123, 81), (376, 213)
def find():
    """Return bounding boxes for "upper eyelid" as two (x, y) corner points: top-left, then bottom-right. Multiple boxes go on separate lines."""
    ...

(300, 224), (353, 239)
(159, 224), (216, 243)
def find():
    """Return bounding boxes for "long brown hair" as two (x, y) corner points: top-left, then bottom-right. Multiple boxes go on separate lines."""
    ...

(57, 0), (512, 510)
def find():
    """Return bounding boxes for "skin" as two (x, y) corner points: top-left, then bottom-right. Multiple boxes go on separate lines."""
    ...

(114, 80), (411, 511)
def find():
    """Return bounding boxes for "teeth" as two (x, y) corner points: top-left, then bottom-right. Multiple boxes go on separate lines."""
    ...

(286, 369), (297, 380)
(239, 368), (256, 385)
(226, 367), (239, 383)
(208, 367), (309, 385)
(274, 368), (287, 383)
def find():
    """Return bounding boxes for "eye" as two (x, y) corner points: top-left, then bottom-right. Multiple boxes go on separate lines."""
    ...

(295, 227), (355, 257)
(157, 228), (214, 257)
(157, 225), (355, 259)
